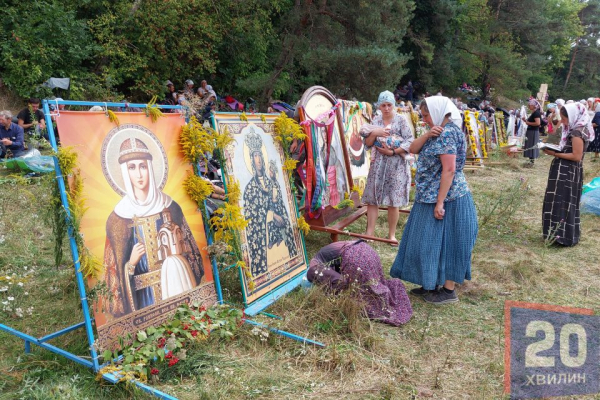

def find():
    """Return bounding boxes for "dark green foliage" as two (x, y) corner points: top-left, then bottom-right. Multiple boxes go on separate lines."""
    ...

(552, 0), (600, 99)
(1, 1), (97, 98)
(0, 0), (595, 104)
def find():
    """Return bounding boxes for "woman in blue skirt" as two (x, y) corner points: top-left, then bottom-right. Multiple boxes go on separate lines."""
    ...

(390, 96), (478, 304)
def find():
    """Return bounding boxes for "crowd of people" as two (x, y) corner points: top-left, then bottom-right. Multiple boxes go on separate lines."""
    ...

(2, 84), (597, 328)
(308, 93), (479, 324)
(0, 97), (47, 159)
(307, 89), (597, 326)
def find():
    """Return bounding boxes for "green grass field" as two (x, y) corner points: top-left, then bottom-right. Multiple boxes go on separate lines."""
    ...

(1, 152), (599, 399)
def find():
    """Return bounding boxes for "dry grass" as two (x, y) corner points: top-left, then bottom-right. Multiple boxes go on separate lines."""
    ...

(1, 151), (599, 399)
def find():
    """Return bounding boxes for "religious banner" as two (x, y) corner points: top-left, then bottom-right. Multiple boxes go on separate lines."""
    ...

(340, 100), (372, 193)
(298, 86), (356, 225)
(56, 111), (217, 350)
(464, 110), (485, 164)
(396, 107), (419, 138)
(211, 113), (308, 305)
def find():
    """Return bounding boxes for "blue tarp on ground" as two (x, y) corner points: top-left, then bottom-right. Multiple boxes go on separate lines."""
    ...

(581, 177), (600, 216)
(1, 154), (55, 173)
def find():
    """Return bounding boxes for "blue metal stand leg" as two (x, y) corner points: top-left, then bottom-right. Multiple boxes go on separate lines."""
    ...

(245, 319), (325, 348)
(24, 341), (30, 354)
(133, 381), (179, 400)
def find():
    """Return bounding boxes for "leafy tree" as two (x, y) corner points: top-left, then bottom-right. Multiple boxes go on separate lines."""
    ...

(241, 0), (415, 104)
(88, 0), (224, 98)
(0, 0), (594, 106)
(553, 0), (600, 99)
(400, 0), (461, 93)
(0, 1), (97, 98)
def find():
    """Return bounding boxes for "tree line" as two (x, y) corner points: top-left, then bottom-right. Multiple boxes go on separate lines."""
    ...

(1, 0), (599, 105)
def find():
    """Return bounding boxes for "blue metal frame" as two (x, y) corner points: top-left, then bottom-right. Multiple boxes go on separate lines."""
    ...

(243, 272), (307, 316)
(0, 103), (323, 399)
(244, 319), (325, 348)
(0, 100), (182, 400)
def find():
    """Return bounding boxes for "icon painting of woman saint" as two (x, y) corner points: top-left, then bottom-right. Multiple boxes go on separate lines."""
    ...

(242, 130), (298, 277)
(102, 129), (204, 318)
(55, 111), (216, 350)
(212, 113), (308, 305)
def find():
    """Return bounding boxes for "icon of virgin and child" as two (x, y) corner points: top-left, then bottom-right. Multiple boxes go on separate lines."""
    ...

(101, 128), (205, 319)
(241, 129), (298, 277)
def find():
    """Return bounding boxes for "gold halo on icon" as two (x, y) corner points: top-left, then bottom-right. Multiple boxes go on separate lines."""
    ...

(100, 124), (168, 196)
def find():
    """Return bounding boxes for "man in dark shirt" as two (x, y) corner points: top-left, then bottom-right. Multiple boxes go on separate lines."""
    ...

(164, 80), (177, 105)
(0, 110), (26, 158)
(17, 97), (46, 136)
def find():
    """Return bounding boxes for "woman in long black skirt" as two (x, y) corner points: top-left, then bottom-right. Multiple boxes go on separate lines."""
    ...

(522, 99), (541, 166)
(542, 103), (593, 246)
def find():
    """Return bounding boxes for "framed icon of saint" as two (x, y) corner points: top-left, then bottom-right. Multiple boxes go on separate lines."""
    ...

(56, 111), (217, 350)
(211, 113), (308, 306)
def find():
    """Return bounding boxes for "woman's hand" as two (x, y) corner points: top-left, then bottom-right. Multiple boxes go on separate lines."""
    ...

(375, 142), (395, 156)
(427, 126), (443, 138)
(543, 149), (556, 156)
(129, 243), (146, 266)
(434, 202), (445, 220)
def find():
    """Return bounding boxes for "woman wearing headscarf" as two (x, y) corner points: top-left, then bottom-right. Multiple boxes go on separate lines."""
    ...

(104, 138), (204, 317)
(522, 99), (541, 166)
(587, 99), (600, 159)
(307, 240), (412, 325)
(542, 103), (594, 246)
(587, 98), (595, 115)
(360, 90), (413, 244)
(390, 96), (478, 304)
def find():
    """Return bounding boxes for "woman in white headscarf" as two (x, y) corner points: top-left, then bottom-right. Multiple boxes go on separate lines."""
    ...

(390, 96), (478, 305)
(360, 90), (413, 244)
(104, 138), (203, 318)
(542, 103), (594, 246)
(587, 98), (595, 114)
(587, 98), (600, 159)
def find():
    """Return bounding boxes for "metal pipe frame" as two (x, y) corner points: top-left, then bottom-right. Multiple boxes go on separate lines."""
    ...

(244, 319), (325, 348)
(1, 102), (324, 400)
(0, 100), (183, 399)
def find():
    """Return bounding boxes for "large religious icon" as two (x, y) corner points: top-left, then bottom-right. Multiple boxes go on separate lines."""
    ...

(211, 113), (308, 305)
(340, 100), (373, 191)
(56, 112), (216, 350)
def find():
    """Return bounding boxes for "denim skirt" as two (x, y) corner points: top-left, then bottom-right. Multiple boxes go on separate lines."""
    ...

(390, 193), (478, 290)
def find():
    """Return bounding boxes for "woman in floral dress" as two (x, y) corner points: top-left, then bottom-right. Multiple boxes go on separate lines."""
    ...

(307, 240), (412, 325)
(360, 91), (413, 243)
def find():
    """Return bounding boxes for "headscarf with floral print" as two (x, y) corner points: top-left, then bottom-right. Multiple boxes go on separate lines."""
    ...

(561, 103), (595, 150)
